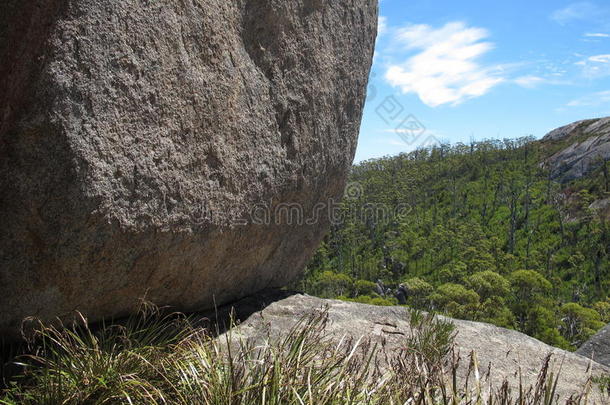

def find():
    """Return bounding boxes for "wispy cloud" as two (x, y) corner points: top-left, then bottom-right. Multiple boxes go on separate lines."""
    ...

(384, 22), (504, 107)
(379, 129), (444, 149)
(566, 90), (610, 107)
(514, 75), (545, 88)
(588, 54), (610, 63)
(575, 54), (610, 78)
(584, 32), (609, 37)
(513, 72), (573, 88)
(384, 138), (410, 147)
(551, 2), (600, 25)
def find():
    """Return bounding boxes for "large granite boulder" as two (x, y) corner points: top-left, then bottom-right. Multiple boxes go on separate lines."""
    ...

(577, 323), (610, 368)
(0, 0), (377, 338)
(542, 117), (610, 182)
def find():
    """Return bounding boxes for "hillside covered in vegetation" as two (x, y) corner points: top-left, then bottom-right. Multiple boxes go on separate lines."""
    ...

(297, 134), (610, 350)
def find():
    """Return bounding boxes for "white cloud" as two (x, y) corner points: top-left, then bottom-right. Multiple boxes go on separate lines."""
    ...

(514, 75), (545, 88)
(551, 2), (600, 25)
(378, 16), (388, 36)
(584, 32), (610, 37)
(384, 22), (504, 107)
(566, 90), (610, 107)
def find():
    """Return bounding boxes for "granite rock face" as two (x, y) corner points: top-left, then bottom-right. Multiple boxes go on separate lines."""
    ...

(542, 117), (610, 182)
(577, 323), (610, 368)
(0, 0), (377, 337)
(219, 293), (610, 403)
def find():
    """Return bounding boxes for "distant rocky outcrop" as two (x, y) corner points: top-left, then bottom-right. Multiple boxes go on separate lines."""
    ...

(577, 323), (610, 368)
(542, 117), (610, 182)
(218, 293), (610, 403)
(0, 1), (378, 338)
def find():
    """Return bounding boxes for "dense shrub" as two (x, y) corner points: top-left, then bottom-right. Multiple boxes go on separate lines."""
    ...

(299, 138), (608, 349)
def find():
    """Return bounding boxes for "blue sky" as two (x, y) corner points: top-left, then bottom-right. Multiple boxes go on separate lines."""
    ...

(355, 0), (610, 162)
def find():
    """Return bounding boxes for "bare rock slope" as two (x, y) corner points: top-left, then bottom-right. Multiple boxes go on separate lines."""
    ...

(542, 117), (610, 182)
(0, 1), (377, 337)
(221, 293), (610, 403)
(578, 323), (610, 368)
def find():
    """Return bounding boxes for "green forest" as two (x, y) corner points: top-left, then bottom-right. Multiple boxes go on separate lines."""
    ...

(296, 136), (610, 351)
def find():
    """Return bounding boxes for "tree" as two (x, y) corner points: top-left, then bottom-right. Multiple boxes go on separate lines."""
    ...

(354, 280), (378, 297)
(312, 271), (354, 298)
(403, 277), (433, 307)
(430, 283), (480, 320)
(560, 303), (604, 348)
(509, 270), (553, 334)
(466, 271), (510, 302)
(594, 299), (610, 323)
(510, 270), (551, 303)
(532, 306), (570, 350)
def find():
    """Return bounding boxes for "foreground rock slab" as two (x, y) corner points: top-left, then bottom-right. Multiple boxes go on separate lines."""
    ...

(0, 1), (378, 338)
(218, 293), (610, 403)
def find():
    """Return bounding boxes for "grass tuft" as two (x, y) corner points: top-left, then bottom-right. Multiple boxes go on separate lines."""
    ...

(0, 304), (605, 404)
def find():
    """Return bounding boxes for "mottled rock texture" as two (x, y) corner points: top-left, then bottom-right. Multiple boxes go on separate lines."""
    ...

(217, 293), (610, 403)
(577, 323), (610, 368)
(0, 0), (378, 337)
(542, 117), (610, 182)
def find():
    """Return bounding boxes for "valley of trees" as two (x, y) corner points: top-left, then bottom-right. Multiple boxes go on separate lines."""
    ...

(296, 137), (610, 350)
